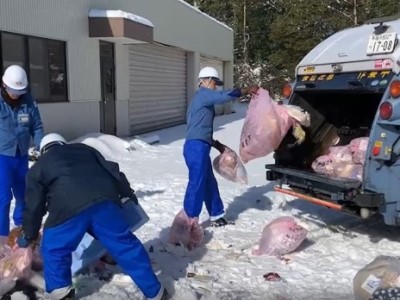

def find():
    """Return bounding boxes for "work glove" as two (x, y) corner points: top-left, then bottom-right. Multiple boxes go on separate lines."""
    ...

(241, 85), (259, 96)
(247, 85), (260, 95)
(16, 235), (31, 248)
(212, 139), (227, 154)
(10, 227), (40, 249)
(28, 147), (40, 162)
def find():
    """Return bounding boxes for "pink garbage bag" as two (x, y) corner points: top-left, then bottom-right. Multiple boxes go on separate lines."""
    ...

(252, 216), (308, 256)
(239, 88), (294, 163)
(31, 247), (43, 270)
(213, 147), (248, 184)
(349, 137), (369, 164)
(0, 243), (32, 280)
(168, 209), (204, 250)
(311, 155), (336, 175)
(328, 146), (353, 163)
(0, 237), (10, 260)
(6, 227), (43, 271)
(335, 163), (363, 181)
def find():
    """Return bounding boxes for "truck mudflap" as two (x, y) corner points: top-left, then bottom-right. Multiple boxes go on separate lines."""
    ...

(266, 164), (385, 216)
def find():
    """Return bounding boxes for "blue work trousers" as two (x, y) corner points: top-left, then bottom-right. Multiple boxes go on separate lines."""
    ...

(183, 139), (224, 220)
(0, 154), (28, 236)
(41, 201), (161, 298)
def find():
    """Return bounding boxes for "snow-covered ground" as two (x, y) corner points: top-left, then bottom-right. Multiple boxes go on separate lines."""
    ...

(9, 103), (400, 299)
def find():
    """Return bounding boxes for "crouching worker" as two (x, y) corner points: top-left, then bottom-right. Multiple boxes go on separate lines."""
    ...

(16, 133), (168, 300)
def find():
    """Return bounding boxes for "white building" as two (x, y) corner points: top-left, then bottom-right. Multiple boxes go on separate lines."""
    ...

(0, 0), (234, 139)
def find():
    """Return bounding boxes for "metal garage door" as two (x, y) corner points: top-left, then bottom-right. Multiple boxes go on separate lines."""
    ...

(200, 56), (224, 84)
(128, 43), (187, 135)
(200, 56), (227, 115)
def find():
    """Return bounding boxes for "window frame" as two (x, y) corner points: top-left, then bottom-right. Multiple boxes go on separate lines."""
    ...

(0, 30), (69, 103)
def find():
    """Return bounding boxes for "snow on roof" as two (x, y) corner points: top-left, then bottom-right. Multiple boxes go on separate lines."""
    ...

(89, 9), (154, 28)
(177, 0), (233, 32)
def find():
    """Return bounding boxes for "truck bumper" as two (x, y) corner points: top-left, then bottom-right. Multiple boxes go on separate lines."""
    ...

(266, 164), (385, 214)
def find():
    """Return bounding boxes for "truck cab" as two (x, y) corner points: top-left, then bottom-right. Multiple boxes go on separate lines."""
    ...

(266, 16), (400, 226)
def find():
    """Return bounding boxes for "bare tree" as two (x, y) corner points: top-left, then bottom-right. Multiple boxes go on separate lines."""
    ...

(327, 0), (360, 25)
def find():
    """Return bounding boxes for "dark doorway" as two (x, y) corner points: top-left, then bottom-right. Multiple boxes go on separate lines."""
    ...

(99, 41), (116, 135)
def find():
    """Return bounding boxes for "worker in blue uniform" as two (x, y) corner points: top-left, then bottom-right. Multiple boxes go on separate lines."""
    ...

(183, 66), (259, 227)
(17, 133), (168, 300)
(0, 65), (44, 236)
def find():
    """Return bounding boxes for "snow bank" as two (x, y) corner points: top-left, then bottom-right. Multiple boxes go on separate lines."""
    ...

(69, 133), (132, 161)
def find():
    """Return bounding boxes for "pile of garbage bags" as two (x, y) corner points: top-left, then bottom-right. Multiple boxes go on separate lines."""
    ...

(239, 88), (310, 163)
(353, 256), (400, 300)
(167, 212), (308, 256)
(229, 86), (370, 183)
(312, 137), (368, 181)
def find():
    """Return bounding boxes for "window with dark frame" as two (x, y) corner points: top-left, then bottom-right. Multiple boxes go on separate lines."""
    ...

(0, 31), (68, 103)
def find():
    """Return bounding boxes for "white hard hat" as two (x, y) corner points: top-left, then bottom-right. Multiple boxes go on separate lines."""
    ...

(198, 67), (223, 86)
(40, 133), (67, 154)
(2, 65), (28, 95)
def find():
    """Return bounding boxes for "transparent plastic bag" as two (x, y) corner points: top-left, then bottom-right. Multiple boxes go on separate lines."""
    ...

(0, 246), (32, 280)
(312, 155), (363, 181)
(213, 147), (248, 184)
(0, 237), (11, 261)
(7, 227), (43, 271)
(328, 146), (353, 163)
(168, 209), (204, 250)
(311, 155), (336, 175)
(284, 104), (311, 127)
(31, 247), (43, 271)
(349, 137), (369, 164)
(335, 163), (363, 181)
(239, 88), (294, 163)
(252, 217), (307, 256)
(353, 256), (400, 300)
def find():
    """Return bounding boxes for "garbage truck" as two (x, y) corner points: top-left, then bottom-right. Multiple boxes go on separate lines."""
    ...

(266, 16), (400, 226)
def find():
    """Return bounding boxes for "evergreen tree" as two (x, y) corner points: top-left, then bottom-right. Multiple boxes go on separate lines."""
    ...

(183, 0), (400, 95)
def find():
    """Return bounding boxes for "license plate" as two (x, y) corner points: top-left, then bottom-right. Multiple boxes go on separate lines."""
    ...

(367, 32), (397, 55)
